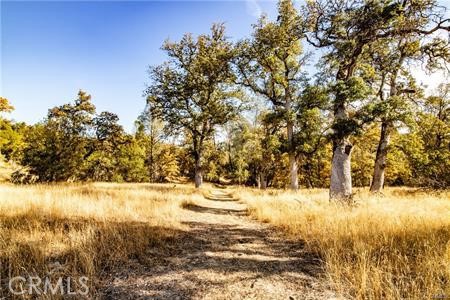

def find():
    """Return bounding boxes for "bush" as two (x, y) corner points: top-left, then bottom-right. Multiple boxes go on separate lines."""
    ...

(10, 167), (38, 184)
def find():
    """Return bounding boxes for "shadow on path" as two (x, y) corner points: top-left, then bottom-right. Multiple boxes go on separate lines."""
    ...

(101, 189), (331, 300)
(183, 204), (247, 216)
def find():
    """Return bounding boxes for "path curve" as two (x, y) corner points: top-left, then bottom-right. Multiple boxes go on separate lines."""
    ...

(102, 189), (337, 300)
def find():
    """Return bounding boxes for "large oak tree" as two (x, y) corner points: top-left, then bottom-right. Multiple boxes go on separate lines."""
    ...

(304, 0), (450, 200)
(145, 24), (241, 188)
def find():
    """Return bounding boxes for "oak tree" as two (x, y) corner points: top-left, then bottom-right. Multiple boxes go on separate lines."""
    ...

(235, 0), (306, 190)
(304, 0), (450, 200)
(145, 24), (241, 188)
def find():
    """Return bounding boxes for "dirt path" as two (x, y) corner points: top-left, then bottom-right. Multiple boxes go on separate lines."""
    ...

(102, 189), (336, 300)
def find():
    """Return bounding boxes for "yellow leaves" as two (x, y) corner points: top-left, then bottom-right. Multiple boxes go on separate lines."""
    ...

(77, 90), (91, 101)
(358, 63), (376, 82)
(403, 40), (420, 57)
(0, 97), (14, 113)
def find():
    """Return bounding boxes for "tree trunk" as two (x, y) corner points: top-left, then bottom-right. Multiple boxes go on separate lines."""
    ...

(330, 99), (352, 201)
(194, 151), (202, 188)
(371, 121), (392, 193)
(286, 98), (298, 190)
(330, 138), (353, 200)
(194, 159), (202, 188)
(305, 157), (313, 188)
(289, 151), (298, 190)
(370, 59), (401, 193)
(260, 172), (267, 189)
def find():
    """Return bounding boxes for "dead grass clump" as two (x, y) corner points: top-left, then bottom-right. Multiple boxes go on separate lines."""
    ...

(0, 183), (199, 299)
(238, 187), (450, 299)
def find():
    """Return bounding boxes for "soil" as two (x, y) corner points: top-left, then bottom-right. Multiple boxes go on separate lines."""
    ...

(101, 189), (338, 300)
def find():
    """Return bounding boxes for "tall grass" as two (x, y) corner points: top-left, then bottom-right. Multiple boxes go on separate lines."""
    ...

(238, 187), (450, 299)
(0, 183), (202, 299)
(2, 183), (448, 299)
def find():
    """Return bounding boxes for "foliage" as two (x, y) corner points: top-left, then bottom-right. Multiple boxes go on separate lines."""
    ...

(20, 91), (95, 181)
(0, 97), (14, 113)
(0, 0), (448, 191)
(12, 91), (150, 183)
(411, 84), (449, 187)
(235, 0), (311, 189)
(145, 23), (242, 187)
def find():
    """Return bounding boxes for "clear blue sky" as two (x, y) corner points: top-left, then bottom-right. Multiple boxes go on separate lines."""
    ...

(1, 0), (278, 131)
(1, 1), (448, 131)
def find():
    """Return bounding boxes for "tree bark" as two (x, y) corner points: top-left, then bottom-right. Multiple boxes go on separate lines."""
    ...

(193, 140), (203, 188)
(256, 172), (261, 189)
(194, 155), (203, 188)
(286, 98), (298, 190)
(330, 100), (353, 201)
(289, 151), (298, 190)
(370, 121), (392, 192)
(370, 54), (402, 193)
(330, 138), (353, 200)
(260, 172), (267, 189)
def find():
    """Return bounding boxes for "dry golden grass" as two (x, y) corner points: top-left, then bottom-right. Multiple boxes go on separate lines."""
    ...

(1, 183), (449, 299)
(0, 182), (204, 299)
(236, 187), (450, 299)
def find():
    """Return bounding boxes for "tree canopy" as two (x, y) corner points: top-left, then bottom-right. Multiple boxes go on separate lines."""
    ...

(0, 0), (448, 196)
(145, 23), (243, 187)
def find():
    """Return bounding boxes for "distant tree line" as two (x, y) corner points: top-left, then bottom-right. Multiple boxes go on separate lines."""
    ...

(1, 92), (179, 183)
(0, 0), (449, 201)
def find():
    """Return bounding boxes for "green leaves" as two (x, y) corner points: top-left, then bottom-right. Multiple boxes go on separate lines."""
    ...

(236, 0), (305, 107)
(147, 24), (240, 136)
(421, 37), (450, 71)
(145, 23), (243, 185)
(332, 77), (371, 105)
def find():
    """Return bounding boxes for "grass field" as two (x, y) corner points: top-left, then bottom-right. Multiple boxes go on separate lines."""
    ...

(0, 183), (449, 299)
(0, 183), (203, 298)
(237, 187), (450, 299)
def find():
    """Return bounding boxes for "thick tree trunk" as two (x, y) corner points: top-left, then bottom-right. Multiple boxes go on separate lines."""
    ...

(194, 151), (202, 188)
(330, 138), (353, 200)
(371, 121), (392, 193)
(330, 99), (352, 201)
(289, 151), (298, 190)
(328, 45), (367, 201)
(194, 159), (202, 188)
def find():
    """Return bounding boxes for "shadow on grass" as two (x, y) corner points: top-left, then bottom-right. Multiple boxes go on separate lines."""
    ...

(98, 193), (323, 300)
(0, 196), (319, 300)
(0, 212), (182, 299)
(202, 191), (239, 202)
(213, 183), (229, 189)
(100, 220), (320, 300)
